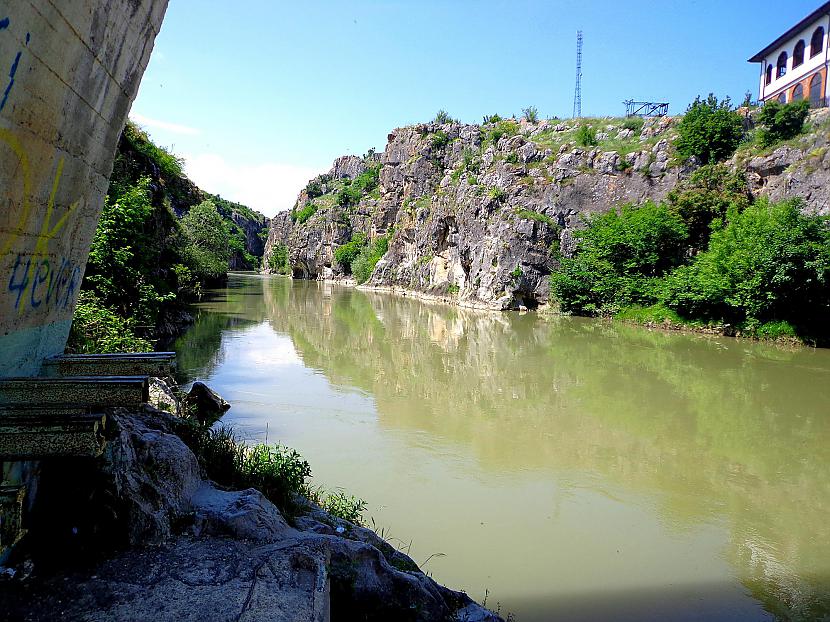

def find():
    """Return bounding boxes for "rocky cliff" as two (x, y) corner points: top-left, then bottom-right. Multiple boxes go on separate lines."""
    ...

(263, 110), (830, 310)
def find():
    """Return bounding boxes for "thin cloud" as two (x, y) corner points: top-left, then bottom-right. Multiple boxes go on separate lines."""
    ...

(131, 113), (201, 136)
(183, 152), (321, 217)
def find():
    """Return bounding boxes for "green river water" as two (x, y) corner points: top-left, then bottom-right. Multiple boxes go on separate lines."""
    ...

(173, 273), (830, 622)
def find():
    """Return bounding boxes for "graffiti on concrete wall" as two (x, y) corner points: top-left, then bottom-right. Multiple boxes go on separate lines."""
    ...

(0, 16), (84, 318)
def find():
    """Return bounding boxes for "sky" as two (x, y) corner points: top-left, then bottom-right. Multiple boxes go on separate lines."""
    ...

(131, 0), (822, 217)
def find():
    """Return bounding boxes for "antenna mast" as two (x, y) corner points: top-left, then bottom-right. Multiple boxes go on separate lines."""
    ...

(573, 30), (583, 119)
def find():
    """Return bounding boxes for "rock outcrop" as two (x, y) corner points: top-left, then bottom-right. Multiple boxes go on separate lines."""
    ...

(263, 110), (830, 310)
(0, 397), (501, 622)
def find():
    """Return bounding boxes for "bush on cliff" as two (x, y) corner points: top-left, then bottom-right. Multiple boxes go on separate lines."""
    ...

(67, 292), (154, 353)
(663, 199), (830, 332)
(334, 233), (367, 273)
(675, 94), (743, 164)
(352, 235), (390, 284)
(665, 164), (750, 250)
(550, 202), (688, 314)
(757, 99), (811, 147)
(268, 243), (291, 275)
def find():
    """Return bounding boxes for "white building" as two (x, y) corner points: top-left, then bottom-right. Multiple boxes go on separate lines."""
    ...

(749, 2), (830, 105)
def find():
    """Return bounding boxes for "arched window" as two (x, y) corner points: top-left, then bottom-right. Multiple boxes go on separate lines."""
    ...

(793, 83), (804, 101)
(778, 92), (787, 104)
(766, 64), (773, 85)
(777, 51), (788, 78)
(812, 27), (825, 58)
(810, 72), (823, 106)
(794, 40), (806, 67)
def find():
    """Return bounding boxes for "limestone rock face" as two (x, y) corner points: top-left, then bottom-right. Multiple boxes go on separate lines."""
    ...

(264, 117), (682, 309)
(264, 110), (830, 309)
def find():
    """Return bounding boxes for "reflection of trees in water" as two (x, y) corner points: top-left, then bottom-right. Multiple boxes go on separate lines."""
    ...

(173, 278), (269, 381)
(257, 277), (830, 621)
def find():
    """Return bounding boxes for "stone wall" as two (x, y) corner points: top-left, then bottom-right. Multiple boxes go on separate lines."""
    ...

(0, 1), (168, 377)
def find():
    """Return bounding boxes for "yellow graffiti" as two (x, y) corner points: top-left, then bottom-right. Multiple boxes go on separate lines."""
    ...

(0, 126), (33, 256)
(0, 127), (83, 314)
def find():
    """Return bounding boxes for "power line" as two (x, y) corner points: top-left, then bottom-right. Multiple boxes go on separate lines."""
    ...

(573, 31), (583, 119)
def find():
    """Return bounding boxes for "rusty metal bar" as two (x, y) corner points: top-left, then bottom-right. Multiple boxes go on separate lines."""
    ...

(0, 376), (149, 407)
(42, 352), (176, 379)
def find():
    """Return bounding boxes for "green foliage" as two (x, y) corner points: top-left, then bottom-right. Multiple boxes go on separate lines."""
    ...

(123, 121), (184, 179)
(666, 164), (750, 249)
(430, 130), (450, 150)
(433, 109), (453, 124)
(334, 233), (368, 273)
(293, 201), (319, 224)
(461, 148), (480, 174)
(522, 106), (539, 123)
(550, 202), (689, 314)
(510, 265), (523, 279)
(622, 116), (645, 133)
(318, 491), (367, 525)
(447, 283), (460, 295)
(67, 292), (154, 354)
(488, 186), (506, 202)
(576, 124), (597, 147)
(84, 177), (175, 327)
(675, 94), (743, 164)
(663, 199), (830, 331)
(483, 113), (503, 124)
(336, 163), (381, 208)
(305, 179), (324, 199)
(515, 209), (557, 227)
(488, 119), (520, 144)
(757, 99), (810, 147)
(352, 235), (390, 284)
(182, 425), (312, 517)
(269, 243), (291, 275)
(505, 152), (519, 164)
(180, 200), (231, 281)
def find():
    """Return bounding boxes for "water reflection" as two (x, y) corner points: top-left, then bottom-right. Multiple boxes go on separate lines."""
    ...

(175, 274), (830, 621)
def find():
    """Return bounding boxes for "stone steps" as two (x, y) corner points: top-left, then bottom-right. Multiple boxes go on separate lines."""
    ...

(41, 353), (176, 379)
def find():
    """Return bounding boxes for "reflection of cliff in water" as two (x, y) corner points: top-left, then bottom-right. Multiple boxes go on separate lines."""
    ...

(254, 277), (830, 621)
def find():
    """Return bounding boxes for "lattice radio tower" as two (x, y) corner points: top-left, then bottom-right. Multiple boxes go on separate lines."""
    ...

(573, 31), (583, 119)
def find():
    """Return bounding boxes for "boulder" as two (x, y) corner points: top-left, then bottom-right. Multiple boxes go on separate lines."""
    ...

(186, 381), (231, 426)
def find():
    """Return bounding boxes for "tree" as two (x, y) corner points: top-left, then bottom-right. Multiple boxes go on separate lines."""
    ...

(757, 99), (810, 147)
(180, 200), (231, 281)
(675, 94), (743, 164)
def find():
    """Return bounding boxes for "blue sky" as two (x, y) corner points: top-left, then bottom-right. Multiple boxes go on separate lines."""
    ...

(131, 0), (821, 216)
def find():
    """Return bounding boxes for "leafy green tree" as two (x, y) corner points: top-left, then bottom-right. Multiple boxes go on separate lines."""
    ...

(522, 106), (539, 123)
(180, 200), (231, 281)
(85, 177), (174, 326)
(352, 235), (390, 284)
(550, 202), (688, 314)
(666, 164), (750, 249)
(757, 99), (810, 147)
(576, 124), (597, 147)
(675, 94), (743, 164)
(67, 292), (154, 353)
(268, 243), (291, 275)
(334, 233), (367, 273)
(663, 199), (830, 331)
(433, 109), (453, 124)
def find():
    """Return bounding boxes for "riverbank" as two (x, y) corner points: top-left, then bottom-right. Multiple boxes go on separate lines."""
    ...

(0, 377), (501, 622)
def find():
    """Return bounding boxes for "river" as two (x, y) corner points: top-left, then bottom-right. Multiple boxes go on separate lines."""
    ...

(173, 273), (830, 622)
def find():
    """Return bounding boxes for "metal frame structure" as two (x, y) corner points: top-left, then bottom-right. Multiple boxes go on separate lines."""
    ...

(623, 100), (670, 117)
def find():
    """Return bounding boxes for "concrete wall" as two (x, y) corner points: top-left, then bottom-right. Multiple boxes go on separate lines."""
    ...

(0, 1), (168, 377)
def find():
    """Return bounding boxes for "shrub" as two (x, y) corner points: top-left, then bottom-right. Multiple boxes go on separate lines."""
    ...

(488, 186), (506, 202)
(305, 179), (324, 199)
(352, 235), (389, 284)
(461, 148), (480, 173)
(666, 164), (750, 249)
(430, 130), (450, 150)
(515, 208), (557, 227)
(550, 202), (688, 314)
(123, 121), (184, 179)
(483, 113), (503, 124)
(433, 109), (453, 124)
(675, 94), (743, 164)
(268, 243), (291, 275)
(663, 199), (830, 331)
(505, 152), (519, 164)
(181, 200), (232, 280)
(622, 116), (645, 133)
(67, 292), (154, 354)
(293, 201), (319, 224)
(333, 233), (367, 273)
(522, 106), (539, 123)
(757, 99), (810, 147)
(576, 124), (597, 147)
(488, 120), (520, 144)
